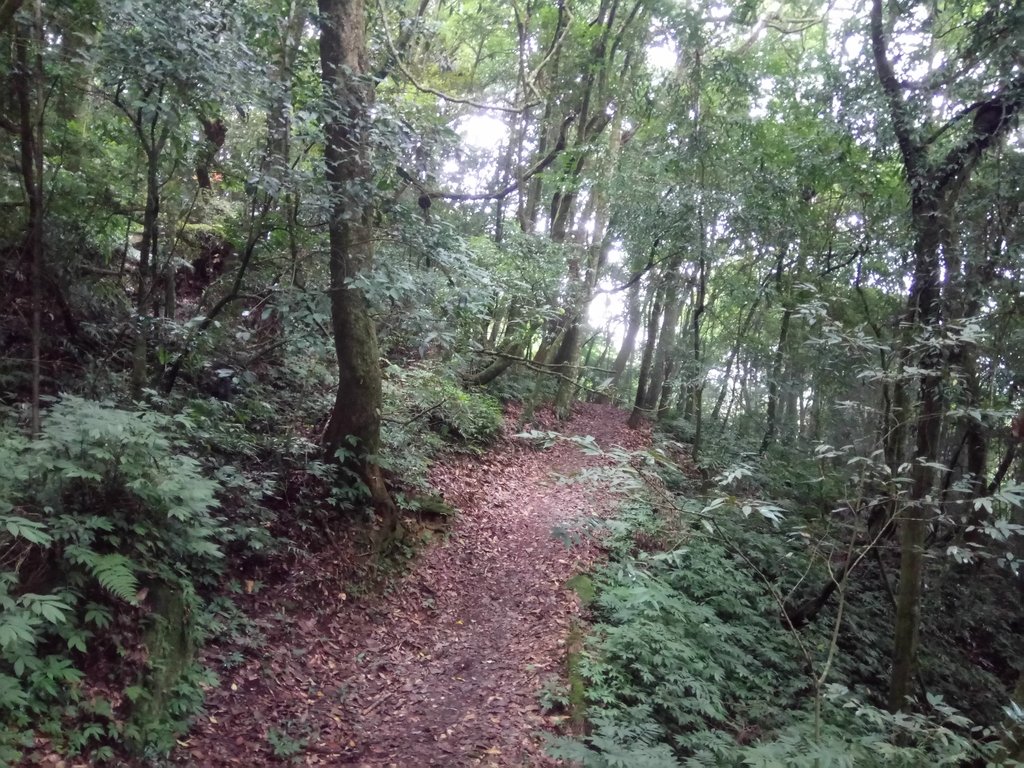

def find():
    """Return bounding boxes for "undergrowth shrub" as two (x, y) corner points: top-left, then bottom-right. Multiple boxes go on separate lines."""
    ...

(178, 393), (316, 549)
(551, 500), (1002, 767)
(380, 362), (503, 493)
(0, 396), (227, 762)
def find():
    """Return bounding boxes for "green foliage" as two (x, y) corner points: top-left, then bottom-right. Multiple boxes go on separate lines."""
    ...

(177, 392), (312, 552)
(538, 674), (572, 713)
(551, 499), (1002, 767)
(380, 362), (503, 492)
(367, 221), (499, 359)
(267, 722), (309, 760)
(0, 0), (1021, 761)
(0, 396), (226, 760)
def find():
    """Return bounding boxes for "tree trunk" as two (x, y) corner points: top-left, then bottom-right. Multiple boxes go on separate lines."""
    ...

(759, 305), (792, 454)
(547, 3), (639, 415)
(132, 147), (161, 395)
(888, 203), (945, 712)
(464, 324), (528, 387)
(598, 277), (642, 403)
(780, 377), (800, 443)
(869, 0), (1024, 709)
(14, 5), (42, 436)
(945, 233), (989, 501)
(550, 128), (617, 416)
(267, 0), (304, 170)
(484, 299), (507, 350)
(760, 238), (804, 455)
(163, 257), (176, 320)
(690, 254), (707, 455)
(265, 2), (307, 286)
(318, 0), (397, 536)
(0, 0), (25, 33)
(644, 261), (682, 412)
(711, 293), (761, 423)
(628, 283), (663, 429)
(196, 115), (226, 190)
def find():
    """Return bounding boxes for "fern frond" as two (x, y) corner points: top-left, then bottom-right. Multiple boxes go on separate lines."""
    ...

(90, 554), (140, 603)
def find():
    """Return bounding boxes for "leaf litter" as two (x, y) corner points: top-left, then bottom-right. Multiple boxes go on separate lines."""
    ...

(174, 403), (651, 767)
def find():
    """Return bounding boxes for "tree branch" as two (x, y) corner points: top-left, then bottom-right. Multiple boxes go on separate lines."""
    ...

(933, 74), (1024, 196)
(422, 114), (576, 202)
(988, 439), (1019, 496)
(374, 0), (537, 114)
(526, 0), (572, 98)
(869, 0), (923, 178)
(161, 201), (273, 393)
(381, 397), (449, 427)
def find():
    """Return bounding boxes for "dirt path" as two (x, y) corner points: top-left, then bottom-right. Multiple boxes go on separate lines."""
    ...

(177, 403), (648, 767)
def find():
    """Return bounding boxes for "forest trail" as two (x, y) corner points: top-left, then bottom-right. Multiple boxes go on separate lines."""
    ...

(177, 403), (650, 767)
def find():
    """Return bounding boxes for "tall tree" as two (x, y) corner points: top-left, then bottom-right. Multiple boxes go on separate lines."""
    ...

(10, 0), (42, 434)
(546, 0), (648, 416)
(869, 0), (1024, 711)
(318, 0), (398, 534)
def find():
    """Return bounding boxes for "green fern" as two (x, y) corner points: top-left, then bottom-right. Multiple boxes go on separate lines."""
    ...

(0, 396), (229, 761)
(556, 499), (996, 767)
(90, 555), (140, 604)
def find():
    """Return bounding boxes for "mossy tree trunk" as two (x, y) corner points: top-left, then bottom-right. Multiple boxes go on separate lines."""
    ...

(318, 0), (397, 536)
(130, 582), (194, 753)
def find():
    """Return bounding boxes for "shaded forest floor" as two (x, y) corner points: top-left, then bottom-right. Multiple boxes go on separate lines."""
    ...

(174, 403), (651, 767)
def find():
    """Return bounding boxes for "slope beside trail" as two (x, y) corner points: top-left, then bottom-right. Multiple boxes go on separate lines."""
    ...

(176, 402), (650, 767)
